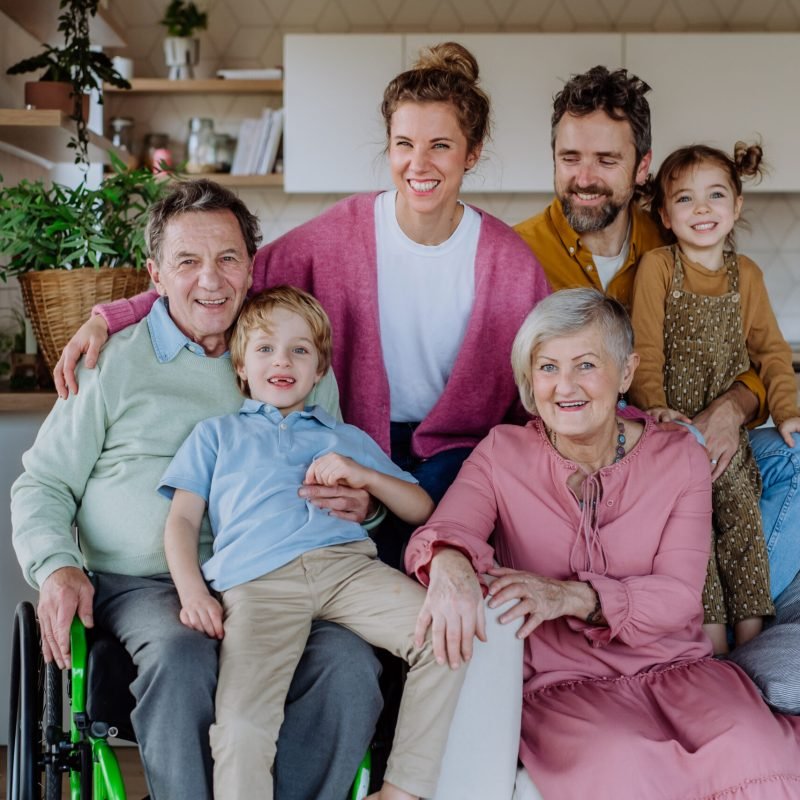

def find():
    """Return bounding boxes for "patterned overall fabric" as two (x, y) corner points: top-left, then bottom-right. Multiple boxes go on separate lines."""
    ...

(663, 247), (774, 624)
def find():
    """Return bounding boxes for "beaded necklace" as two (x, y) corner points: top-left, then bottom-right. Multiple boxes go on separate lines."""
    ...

(547, 419), (627, 466)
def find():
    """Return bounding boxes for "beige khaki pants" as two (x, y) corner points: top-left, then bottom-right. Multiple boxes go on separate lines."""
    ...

(210, 539), (466, 800)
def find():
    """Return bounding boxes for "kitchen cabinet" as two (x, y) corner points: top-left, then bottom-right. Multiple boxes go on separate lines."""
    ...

(625, 34), (800, 192)
(283, 32), (800, 193)
(103, 78), (285, 188)
(284, 35), (404, 193)
(402, 34), (622, 193)
(284, 33), (622, 193)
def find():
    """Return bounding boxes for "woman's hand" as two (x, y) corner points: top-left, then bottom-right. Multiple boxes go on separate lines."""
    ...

(487, 567), (597, 639)
(414, 548), (486, 669)
(304, 452), (368, 489)
(54, 315), (110, 398)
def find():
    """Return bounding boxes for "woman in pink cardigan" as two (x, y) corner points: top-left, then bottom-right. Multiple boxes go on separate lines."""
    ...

(57, 41), (548, 514)
(407, 288), (800, 800)
(54, 42), (549, 799)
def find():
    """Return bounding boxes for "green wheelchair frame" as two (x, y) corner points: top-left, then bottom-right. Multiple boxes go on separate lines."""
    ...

(7, 601), (373, 800)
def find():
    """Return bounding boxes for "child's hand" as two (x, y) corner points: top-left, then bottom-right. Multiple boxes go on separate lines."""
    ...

(647, 406), (691, 424)
(179, 593), (224, 640)
(304, 452), (369, 490)
(778, 417), (800, 447)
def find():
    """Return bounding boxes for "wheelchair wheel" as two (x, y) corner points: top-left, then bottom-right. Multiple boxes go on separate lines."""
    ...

(7, 602), (63, 800)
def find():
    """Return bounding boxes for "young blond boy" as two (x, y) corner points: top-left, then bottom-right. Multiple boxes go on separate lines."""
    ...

(160, 285), (465, 800)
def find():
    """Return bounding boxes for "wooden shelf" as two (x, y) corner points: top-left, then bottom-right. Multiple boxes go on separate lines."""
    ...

(202, 173), (283, 188)
(0, 108), (135, 166)
(0, 390), (56, 413)
(0, 0), (126, 47)
(103, 79), (283, 95)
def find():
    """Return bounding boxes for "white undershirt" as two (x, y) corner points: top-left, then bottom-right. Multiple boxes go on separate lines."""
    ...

(592, 226), (631, 290)
(375, 190), (480, 423)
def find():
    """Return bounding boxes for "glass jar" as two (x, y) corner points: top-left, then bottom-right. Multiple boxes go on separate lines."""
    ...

(186, 117), (216, 174)
(214, 133), (235, 173)
(109, 117), (134, 154)
(142, 133), (173, 174)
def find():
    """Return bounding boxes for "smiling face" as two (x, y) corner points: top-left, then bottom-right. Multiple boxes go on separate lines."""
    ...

(147, 210), (252, 356)
(235, 307), (323, 416)
(553, 110), (651, 234)
(659, 161), (743, 267)
(388, 100), (481, 221)
(531, 323), (637, 445)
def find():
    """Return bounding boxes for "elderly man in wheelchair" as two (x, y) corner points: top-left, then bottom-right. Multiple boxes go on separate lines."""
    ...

(8, 180), (382, 800)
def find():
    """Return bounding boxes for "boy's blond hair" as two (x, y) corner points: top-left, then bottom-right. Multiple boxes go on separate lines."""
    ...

(229, 285), (333, 397)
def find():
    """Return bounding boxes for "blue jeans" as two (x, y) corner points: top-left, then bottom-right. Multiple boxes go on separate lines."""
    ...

(91, 572), (382, 800)
(370, 423), (472, 569)
(750, 428), (800, 599)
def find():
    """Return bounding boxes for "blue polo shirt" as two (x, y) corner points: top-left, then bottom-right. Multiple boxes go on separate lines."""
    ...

(158, 400), (416, 590)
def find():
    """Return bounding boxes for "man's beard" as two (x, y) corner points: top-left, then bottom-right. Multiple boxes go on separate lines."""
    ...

(559, 183), (634, 234)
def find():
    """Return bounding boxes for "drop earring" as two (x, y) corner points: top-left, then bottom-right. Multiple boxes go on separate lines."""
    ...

(617, 393), (628, 410)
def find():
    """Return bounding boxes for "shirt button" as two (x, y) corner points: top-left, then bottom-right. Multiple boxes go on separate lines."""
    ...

(280, 423), (287, 430)
(587, 264), (593, 271)
(569, 246), (575, 254)
(606, 499), (614, 507)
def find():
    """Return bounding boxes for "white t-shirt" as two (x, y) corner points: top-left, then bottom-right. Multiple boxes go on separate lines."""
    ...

(592, 226), (631, 290)
(375, 190), (480, 423)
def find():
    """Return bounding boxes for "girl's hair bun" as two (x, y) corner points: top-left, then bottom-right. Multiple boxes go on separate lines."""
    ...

(413, 41), (480, 84)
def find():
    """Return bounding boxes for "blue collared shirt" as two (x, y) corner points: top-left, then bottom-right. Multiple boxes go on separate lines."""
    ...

(147, 297), (230, 362)
(158, 400), (416, 590)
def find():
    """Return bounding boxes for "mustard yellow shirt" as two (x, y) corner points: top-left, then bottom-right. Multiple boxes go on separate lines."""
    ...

(630, 246), (798, 426)
(513, 198), (663, 311)
(514, 198), (768, 423)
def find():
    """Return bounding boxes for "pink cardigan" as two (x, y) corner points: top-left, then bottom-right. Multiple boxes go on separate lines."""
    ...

(99, 192), (550, 457)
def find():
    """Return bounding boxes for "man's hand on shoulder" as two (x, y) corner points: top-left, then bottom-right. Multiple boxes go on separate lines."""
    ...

(691, 383), (757, 481)
(38, 567), (94, 668)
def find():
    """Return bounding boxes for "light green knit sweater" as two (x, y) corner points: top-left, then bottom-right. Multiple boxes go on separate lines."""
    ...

(11, 318), (340, 589)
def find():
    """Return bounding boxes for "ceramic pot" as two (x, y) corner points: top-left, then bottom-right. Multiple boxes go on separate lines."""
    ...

(24, 82), (90, 120)
(163, 37), (199, 80)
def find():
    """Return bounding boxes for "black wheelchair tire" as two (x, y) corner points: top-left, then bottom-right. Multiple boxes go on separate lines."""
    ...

(7, 602), (39, 800)
(44, 661), (63, 800)
(7, 603), (65, 800)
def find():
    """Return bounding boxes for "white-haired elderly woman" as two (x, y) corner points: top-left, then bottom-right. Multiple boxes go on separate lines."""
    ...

(405, 288), (800, 800)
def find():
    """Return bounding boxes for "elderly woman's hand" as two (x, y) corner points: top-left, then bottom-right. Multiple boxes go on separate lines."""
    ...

(414, 548), (486, 669)
(487, 567), (601, 638)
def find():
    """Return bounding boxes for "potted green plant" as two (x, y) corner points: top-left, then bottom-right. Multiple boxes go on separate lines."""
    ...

(0, 154), (170, 369)
(5, 0), (132, 168)
(160, 0), (208, 80)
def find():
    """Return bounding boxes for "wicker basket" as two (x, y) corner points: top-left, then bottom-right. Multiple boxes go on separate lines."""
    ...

(18, 267), (152, 372)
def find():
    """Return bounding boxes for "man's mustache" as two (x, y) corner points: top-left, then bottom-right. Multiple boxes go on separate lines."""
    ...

(565, 183), (612, 198)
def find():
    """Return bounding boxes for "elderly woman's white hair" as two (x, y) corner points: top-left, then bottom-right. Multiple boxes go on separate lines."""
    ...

(511, 288), (634, 415)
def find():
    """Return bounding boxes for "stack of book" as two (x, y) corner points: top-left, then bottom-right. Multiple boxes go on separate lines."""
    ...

(230, 107), (284, 176)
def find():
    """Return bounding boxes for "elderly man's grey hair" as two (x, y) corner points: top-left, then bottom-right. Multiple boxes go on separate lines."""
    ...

(511, 288), (634, 415)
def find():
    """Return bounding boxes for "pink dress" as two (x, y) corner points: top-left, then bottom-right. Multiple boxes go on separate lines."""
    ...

(406, 416), (800, 799)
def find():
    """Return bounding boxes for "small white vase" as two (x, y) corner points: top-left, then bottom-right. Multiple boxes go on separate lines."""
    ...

(163, 36), (199, 80)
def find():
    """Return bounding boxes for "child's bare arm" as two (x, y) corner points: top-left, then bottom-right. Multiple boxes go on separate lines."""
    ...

(647, 406), (691, 424)
(164, 489), (224, 639)
(305, 453), (434, 525)
(778, 417), (800, 447)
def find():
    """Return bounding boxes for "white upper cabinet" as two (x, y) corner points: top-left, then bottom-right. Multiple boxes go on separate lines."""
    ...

(284, 35), (403, 193)
(625, 34), (800, 192)
(284, 33), (800, 193)
(403, 34), (622, 193)
(285, 33), (621, 193)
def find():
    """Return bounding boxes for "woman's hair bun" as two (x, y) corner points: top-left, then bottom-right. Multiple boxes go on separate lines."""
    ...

(413, 41), (479, 84)
(733, 140), (764, 180)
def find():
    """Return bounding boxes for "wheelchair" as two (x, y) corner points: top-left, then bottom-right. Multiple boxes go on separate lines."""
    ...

(7, 601), (372, 800)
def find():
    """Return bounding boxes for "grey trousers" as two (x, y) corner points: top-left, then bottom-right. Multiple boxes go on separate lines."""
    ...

(729, 567), (800, 714)
(91, 572), (382, 800)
